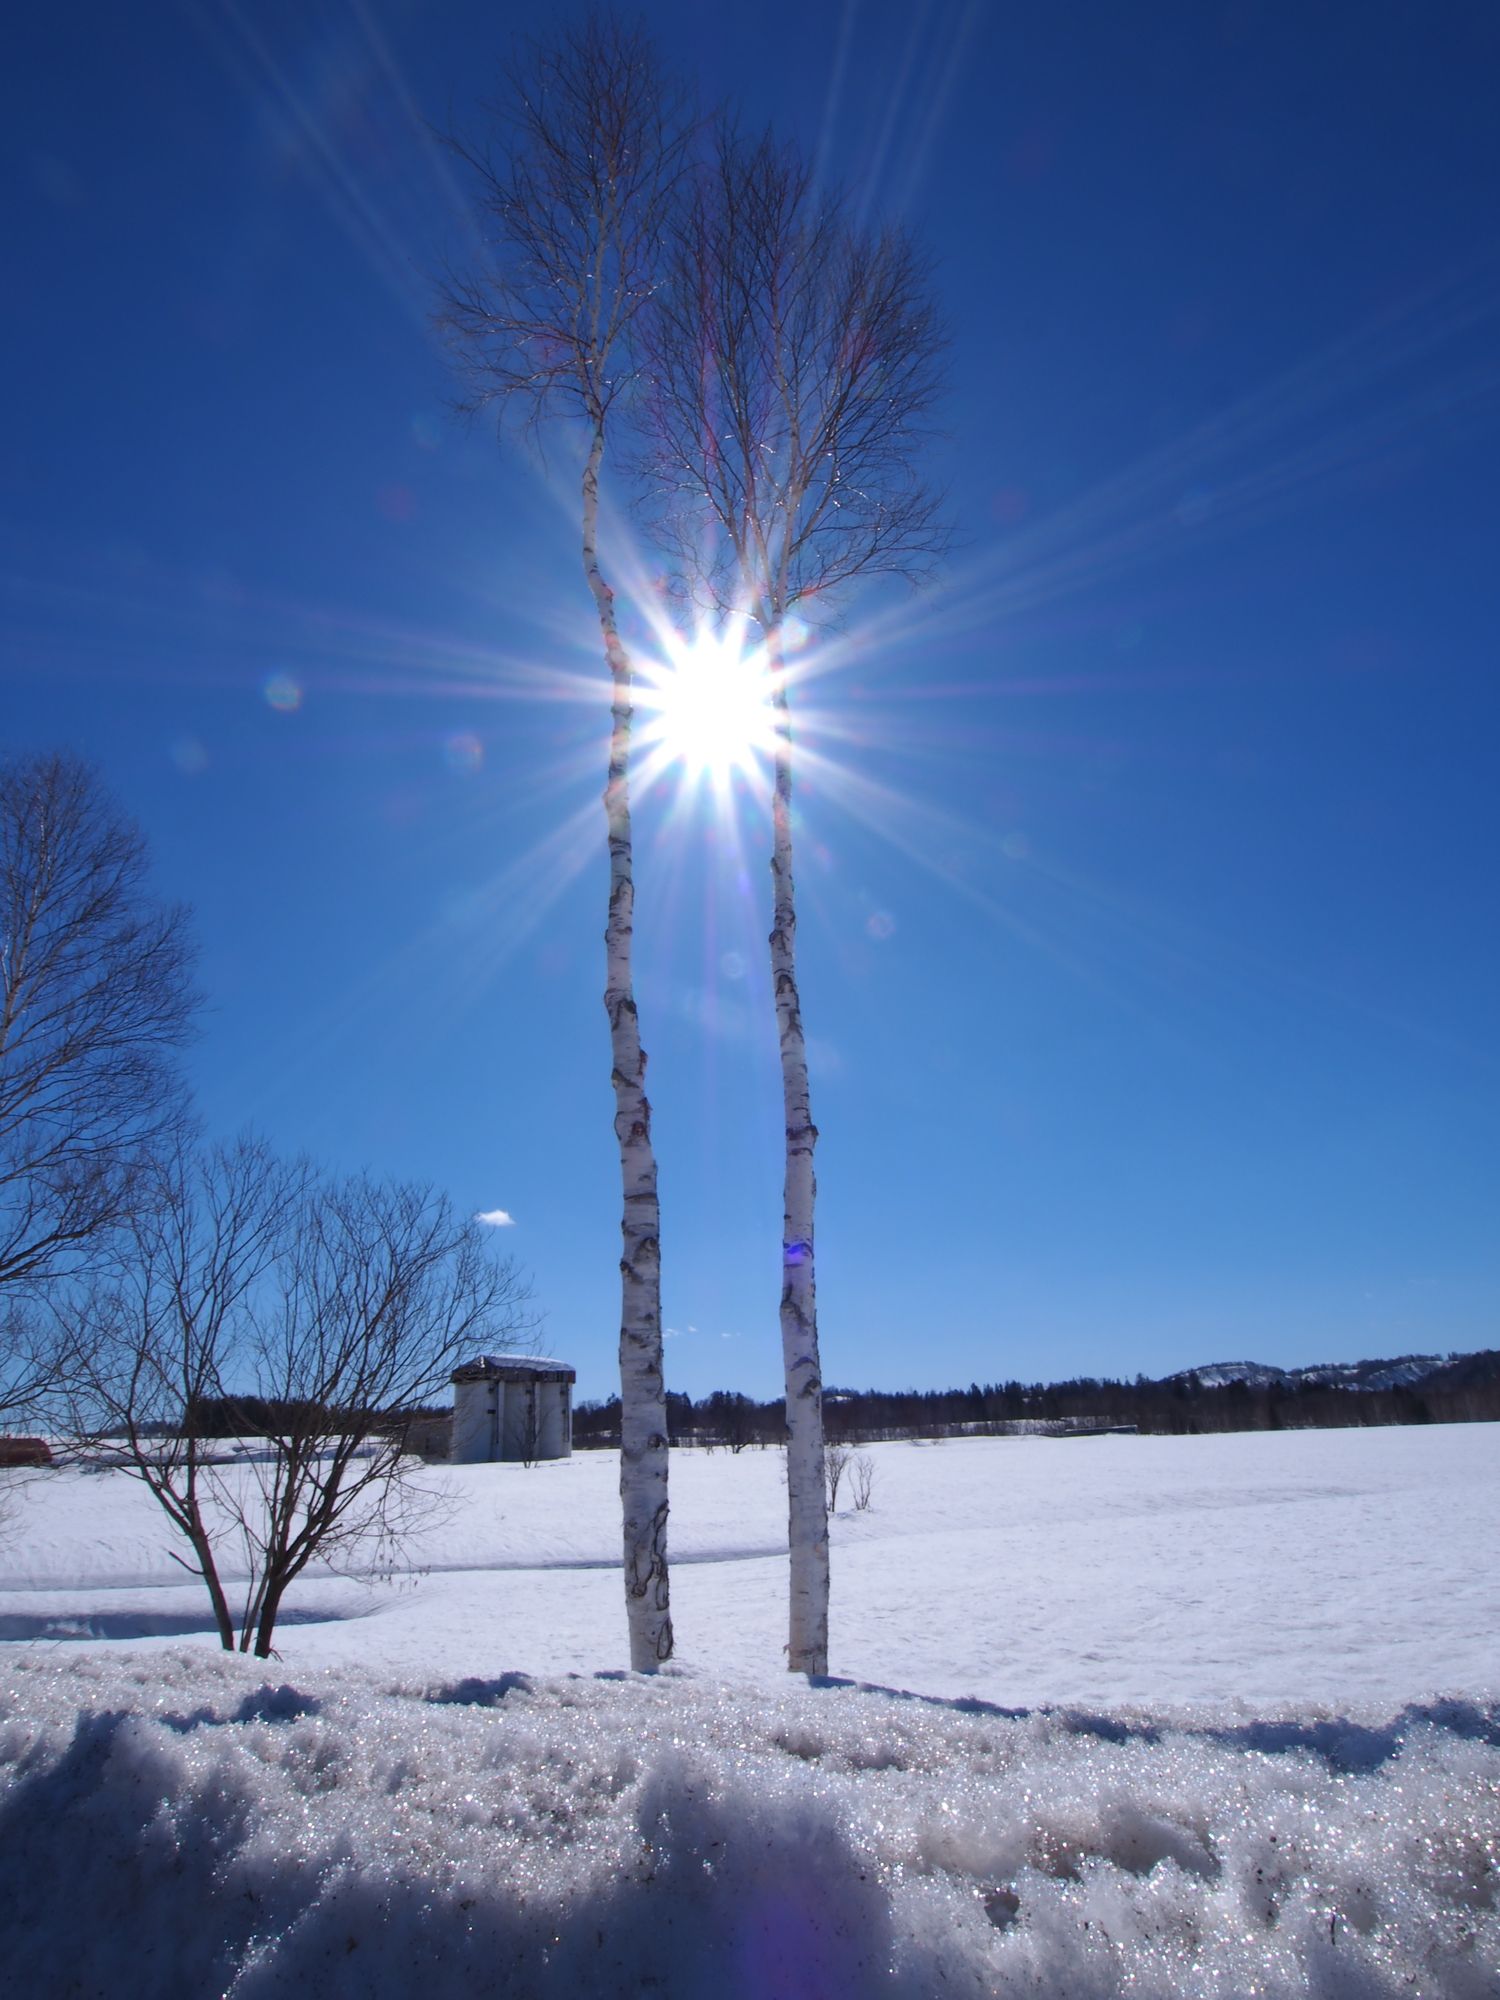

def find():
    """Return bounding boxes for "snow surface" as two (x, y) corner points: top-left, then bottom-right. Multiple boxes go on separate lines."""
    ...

(3, 1425), (1498, 1995)
(457, 1352), (575, 1374)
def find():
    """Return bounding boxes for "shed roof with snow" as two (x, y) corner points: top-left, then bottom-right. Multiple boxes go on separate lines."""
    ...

(450, 1354), (576, 1385)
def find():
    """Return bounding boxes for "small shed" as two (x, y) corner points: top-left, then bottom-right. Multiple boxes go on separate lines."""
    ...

(450, 1354), (574, 1464)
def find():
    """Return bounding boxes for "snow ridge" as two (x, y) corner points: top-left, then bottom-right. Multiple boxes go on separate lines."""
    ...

(2, 1651), (1497, 1999)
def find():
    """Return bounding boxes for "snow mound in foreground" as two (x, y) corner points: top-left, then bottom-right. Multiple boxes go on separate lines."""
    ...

(2, 1651), (1497, 1998)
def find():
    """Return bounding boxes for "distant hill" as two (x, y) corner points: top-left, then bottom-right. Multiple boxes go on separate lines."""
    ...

(1170, 1354), (1451, 1393)
(574, 1348), (1500, 1450)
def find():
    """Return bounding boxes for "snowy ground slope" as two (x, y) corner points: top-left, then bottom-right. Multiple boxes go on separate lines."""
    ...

(3, 1424), (1496, 1705)
(3, 1426), (1498, 1996)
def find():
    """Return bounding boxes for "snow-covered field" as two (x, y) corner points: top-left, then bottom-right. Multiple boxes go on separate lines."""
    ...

(3, 1425), (1498, 1995)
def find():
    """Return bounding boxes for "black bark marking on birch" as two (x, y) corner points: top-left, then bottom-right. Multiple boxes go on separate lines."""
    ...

(590, 426), (672, 1668)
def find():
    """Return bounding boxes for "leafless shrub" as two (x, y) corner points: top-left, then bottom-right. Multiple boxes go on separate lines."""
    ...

(69, 1140), (535, 1656)
(516, 1379), (541, 1469)
(850, 1451), (876, 1511)
(0, 1460), (50, 1542)
(824, 1441), (851, 1513)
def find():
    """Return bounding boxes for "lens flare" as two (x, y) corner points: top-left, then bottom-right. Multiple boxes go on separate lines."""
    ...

(639, 627), (778, 785)
(263, 672), (303, 713)
(444, 730), (483, 775)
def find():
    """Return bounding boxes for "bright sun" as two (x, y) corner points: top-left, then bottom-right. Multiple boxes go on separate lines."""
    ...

(640, 629), (779, 784)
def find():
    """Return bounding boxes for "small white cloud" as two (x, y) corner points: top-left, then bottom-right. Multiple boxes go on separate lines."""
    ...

(475, 1208), (516, 1228)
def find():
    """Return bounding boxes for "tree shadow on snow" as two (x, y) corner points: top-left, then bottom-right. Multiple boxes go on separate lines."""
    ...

(810, 1673), (1500, 1773)
(0, 1605), (356, 1644)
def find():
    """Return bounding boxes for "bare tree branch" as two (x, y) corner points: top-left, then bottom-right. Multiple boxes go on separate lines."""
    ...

(1, 750), (199, 1423)
(229, 1173), (536, 1657)
(436, 13), (692, 444)
(638, 125), (950, 622)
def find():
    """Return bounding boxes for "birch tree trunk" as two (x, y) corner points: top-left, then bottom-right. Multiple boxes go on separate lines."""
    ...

(583, 424), (673, 1670)
(767, 626), (828, 1675)
(634, 120), (946, 1676)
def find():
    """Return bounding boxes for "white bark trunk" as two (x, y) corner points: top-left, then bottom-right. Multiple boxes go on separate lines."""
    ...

(767, 627), (829, 1675)
(583, 425), (673, 1670)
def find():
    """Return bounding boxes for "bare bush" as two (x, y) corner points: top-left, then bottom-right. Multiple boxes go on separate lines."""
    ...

(71, 1141), (535, 1656)
(850, 1452), (876, 1512)
(824, 1441), (851, 1513)
(66, 1137), (307, 1648)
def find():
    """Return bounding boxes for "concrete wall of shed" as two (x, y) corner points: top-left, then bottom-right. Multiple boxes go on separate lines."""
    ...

(451, 1375), (571, 1463)
(451, 1376), (496, 1462)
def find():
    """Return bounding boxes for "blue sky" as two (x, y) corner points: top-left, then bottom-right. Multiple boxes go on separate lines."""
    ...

(5, 0), (1498, 1400)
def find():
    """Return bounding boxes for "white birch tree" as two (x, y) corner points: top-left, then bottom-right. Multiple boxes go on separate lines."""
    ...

(640, 128), (948, 1673)
(438, 19), (689, 1669)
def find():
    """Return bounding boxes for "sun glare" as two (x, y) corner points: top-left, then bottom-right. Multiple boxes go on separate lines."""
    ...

(640, 629), (779, 786)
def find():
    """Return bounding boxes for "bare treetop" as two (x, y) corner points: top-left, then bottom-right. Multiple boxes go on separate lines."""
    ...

(438, 13), (692, 435)
(640, 124), (950, 622)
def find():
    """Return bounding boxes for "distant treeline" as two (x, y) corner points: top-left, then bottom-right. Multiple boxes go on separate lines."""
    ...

(182, 1396), (440, 1438)
(573, 1350), (1500, 1450)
